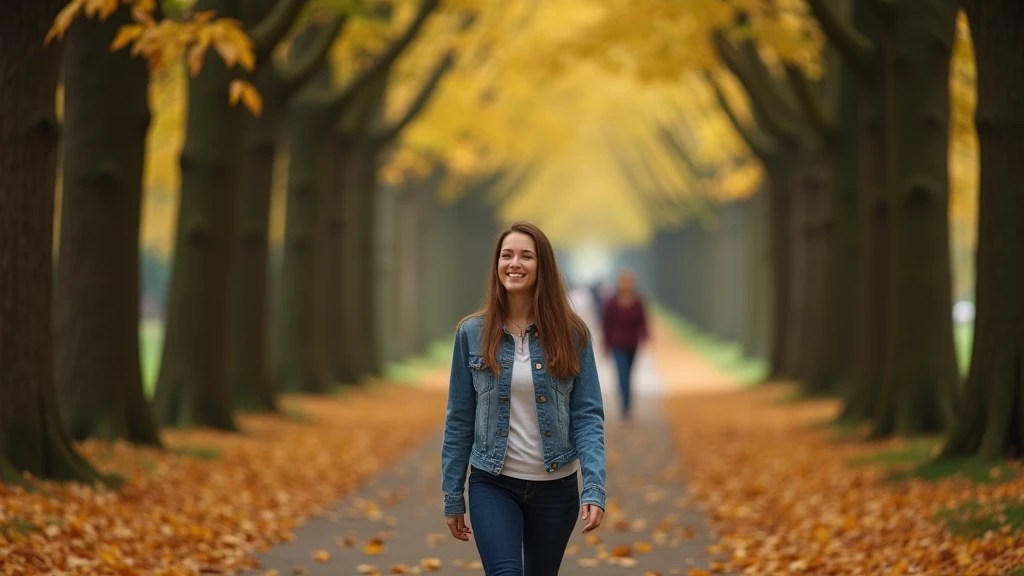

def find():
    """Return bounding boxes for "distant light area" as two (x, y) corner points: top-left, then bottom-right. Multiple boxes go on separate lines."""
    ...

(565, 242), (614, 285)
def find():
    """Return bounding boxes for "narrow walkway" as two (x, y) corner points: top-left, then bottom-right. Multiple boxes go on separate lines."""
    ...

(246, 308), (732, 575)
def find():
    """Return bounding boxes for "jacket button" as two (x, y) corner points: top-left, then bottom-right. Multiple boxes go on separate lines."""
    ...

(535, 363), (542, 370)
(498, 430), (508, 437)
(538, 395), (547, 403)
(551, 462), (559, 470)
(544, 431), (552, 438)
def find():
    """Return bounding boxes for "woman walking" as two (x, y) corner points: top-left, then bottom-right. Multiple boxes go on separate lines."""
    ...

(601, 269), (649, 421)
(441, 222), (607, 576)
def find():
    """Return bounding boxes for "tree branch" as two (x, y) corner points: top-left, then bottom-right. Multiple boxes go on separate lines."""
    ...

(374, 51), (455, 144)
(704, 72), (778, 160)
(864, 0), (898, 23)
(657, 125), (714, 181)
(805, 0), (875, 78)
(738, 40), (802, 123)
(783, 63), (835, 139)
(712, 31), (801, 142)
(279, 14), (348, 94)
(326, 0), (441, 116)
(250, 0), (311, 61)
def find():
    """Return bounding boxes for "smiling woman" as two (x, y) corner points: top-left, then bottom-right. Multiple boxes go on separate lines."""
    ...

(440, 221), (607, 576)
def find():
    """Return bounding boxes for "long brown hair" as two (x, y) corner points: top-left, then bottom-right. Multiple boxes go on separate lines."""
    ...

(460, 221), (589, 379)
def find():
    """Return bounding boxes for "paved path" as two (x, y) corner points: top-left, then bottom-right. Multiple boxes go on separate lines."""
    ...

(246, 306), (730, 575)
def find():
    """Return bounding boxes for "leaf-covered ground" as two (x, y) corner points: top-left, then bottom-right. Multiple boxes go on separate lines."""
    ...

(665, 385), (1024, 575)
(0, 384), (446, 576)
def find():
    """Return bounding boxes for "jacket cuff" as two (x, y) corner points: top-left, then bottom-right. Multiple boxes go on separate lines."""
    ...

(443, 493), (466, 516)
(580, 484), (606, 511)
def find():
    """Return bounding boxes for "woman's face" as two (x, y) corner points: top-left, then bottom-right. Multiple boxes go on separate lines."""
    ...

(498, 231), (538, 295)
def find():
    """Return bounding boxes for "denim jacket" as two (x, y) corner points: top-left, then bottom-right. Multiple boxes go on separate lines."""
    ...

(440, 315), (607, 516)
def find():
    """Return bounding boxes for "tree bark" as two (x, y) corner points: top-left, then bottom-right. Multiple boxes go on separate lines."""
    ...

(153, 0), (244, 430)
(228, 12), (343, 410)
(55, 7), (162, 444)
(940, 0), (1024, 460)
(871, 0), (960, 437)
(0, 0), (108, 485)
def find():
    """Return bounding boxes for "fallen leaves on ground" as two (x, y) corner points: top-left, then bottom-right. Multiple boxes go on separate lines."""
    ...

(666, 384), (1024, 575)
(0, 384), (445, 575)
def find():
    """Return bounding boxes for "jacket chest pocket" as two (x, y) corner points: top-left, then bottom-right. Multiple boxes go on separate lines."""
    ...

(468, 354), (496, 394)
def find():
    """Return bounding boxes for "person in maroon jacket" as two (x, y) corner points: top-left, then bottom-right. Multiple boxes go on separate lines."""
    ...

(600, 269), (649, 421)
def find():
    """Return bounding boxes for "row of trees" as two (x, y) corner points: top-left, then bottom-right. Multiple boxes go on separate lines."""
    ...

(0, 0), (512, 486)
(621, 0), (1021, 460)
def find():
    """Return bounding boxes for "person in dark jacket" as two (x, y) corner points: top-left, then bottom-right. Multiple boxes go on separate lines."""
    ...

(600, 269), (649, 421)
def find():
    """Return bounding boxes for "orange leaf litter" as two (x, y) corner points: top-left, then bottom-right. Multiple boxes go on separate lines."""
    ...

(666, 384), (1024, 575)
(0, 384), (445, 575)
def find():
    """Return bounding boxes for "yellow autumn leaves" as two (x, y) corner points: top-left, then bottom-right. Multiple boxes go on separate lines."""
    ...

(46, 0), (263, 116)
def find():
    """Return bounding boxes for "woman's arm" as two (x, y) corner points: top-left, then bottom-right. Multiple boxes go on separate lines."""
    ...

(440, 325), (475, 516)
(570, 334), (607, 511)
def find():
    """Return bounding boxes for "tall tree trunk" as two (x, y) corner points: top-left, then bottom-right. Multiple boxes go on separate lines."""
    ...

(233, 16), (343, 407)
(275, 96), (332, 393)
(0, 0), (107, 485)
(763, 162), (792, 378)
(55, 7), (161, 444)
(781, 160), (808, 379)
(226, 73), (284, 411)
(323, 133), (360, 384)
(872, 0), (960, 437)
(153, 0), (244, 430)
(799, 140), (839, 396)
(940, 0), (1024, 460)
(353, 148), (384, 378)
(744, 189), (772, 361)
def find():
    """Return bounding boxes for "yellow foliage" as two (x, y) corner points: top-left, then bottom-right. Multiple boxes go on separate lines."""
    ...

(48, 0), (260, 115)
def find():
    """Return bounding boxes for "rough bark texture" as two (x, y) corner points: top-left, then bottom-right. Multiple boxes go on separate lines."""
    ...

(795, 138), (832, 393)
(0, 0), (108, 485)
(276, 95), (334, 393)
(55, 7), (162, 444)
(872, 0), (960, 438)
(228, 14), (341, 410)
(153, 0), (244, 430)
(226, 68), (284, 410)
(940, 0), (1024, 460)
(323, 132), (360, 385)
(841, 61), (890, 421)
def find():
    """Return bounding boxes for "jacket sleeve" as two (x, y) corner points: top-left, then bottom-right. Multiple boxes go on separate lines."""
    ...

(440, 325), (475, 515)
(570, 332), (607, 510)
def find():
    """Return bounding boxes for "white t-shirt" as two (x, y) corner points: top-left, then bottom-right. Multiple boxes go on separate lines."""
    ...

(500, 332), (579, 481)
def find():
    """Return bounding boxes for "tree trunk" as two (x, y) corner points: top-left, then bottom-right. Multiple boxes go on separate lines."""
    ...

(872, 0), (960, 437)
(153, 0), (243, 430)
(0, 0), (108, 485)
(838, 2), (890, 422)
(55, 7), (162, 445)
(764, 158), (793, 378)
(323, 132), (360, 384)
(226, 70), (288, 411)
(781, 159), (808, 379)
(744, 189), (772, 361)
(275, 96), (332, 393)
(353, 148), (384, 378)
(940, 0), (1024, 460)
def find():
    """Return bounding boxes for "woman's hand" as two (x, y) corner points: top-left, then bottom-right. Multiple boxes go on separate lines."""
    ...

(446, 514), (472, 541)
(581, 504), (604, 533)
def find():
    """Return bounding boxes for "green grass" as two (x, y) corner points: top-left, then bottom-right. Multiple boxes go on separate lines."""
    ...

(955, 321), (973, 377)
(935, 499), (1024, 538)
(383, 337), (453, 385)
(652, 302), (768, 387)
(171, 445), (221, 461)
(140, 319), (164, 398)
(1007, 568), (1024, 576)
(0, 517), (37, 537)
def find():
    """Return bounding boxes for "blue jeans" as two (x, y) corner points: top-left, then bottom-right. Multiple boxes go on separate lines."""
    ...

(611, 348), (636, 418)
(468, 466), (580, 576)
